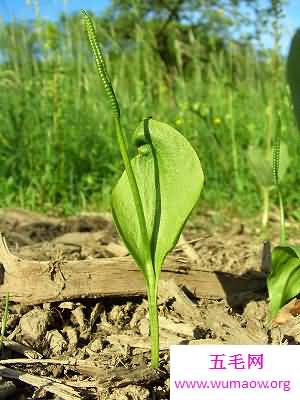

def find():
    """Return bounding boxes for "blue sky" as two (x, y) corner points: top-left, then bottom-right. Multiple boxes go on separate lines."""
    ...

(0, 0), (298, 54)
(0, 0), (110, 20)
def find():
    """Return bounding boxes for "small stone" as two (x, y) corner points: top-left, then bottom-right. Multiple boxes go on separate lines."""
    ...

(89, 337), (104, 352)
(58, 302), (76, 310)
(71, 306), (86, 329)
(19, 308), (52, 346)
(46, 330), (67, 355)
(63, 326), (78, 349)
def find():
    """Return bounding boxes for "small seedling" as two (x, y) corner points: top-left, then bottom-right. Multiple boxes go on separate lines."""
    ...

(247, 141), (289, 231)
(267, 29), (300, 319)
(82, 11), (204, 368)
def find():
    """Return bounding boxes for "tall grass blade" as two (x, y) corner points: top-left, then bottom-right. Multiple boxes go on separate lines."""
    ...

(287, 29), (300, 132)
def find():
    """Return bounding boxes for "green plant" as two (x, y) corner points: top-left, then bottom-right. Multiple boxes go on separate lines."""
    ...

(0, 293), (9, 351)
(2, 4), (300, 214)
(287, 29), (300, 131)
(247, 2), (290, 232)
(267, 29), (300, 319)
(247, 140), (289, 231)
(82, 11), (204, 368)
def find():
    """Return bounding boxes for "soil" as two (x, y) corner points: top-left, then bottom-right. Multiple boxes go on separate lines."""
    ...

(0, 207), (299, 399)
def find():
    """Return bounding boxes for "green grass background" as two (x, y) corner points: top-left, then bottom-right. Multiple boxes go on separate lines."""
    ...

(0, 11), (299, 218)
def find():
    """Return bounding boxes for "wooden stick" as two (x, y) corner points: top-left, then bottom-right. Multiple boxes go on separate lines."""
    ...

(0, 233), (265, 305)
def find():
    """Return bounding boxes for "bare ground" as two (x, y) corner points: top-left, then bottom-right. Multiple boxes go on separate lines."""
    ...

(0, 207), (299, 399)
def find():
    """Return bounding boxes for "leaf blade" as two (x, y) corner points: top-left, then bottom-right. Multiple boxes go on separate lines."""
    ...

(287, 29), (300, 131)
(111, 118), (204, 276)
(267, 245), (300, 318)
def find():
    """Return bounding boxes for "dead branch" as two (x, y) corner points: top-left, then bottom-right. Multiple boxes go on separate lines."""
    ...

(0, 233), (265, 305)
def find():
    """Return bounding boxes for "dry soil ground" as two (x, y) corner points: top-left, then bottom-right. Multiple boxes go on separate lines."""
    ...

(0, 207), (299, 399)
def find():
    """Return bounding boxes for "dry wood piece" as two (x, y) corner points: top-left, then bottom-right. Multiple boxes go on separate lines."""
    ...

(95, 366), (166, 388)
(0, 365), (82, 400)
(0, 233), (265, 305)
(3, 340), (43, 359)
(158, 279), (200, 322)
(0, 358), (166, 388)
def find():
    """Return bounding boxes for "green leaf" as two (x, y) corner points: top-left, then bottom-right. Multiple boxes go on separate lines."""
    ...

(267, 245), (300, 318)
(111, 118), (204, 276)
(247, 143), (289, 189)
(287, 29), (300, 131)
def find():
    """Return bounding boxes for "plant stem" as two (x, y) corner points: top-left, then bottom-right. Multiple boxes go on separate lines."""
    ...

(147, 273), (159, 368)
(114, 103), (159, 369)
(261, 187), (270, 230)
(114, 118), (153, 269)
(278, 188), (286, 244)
(0, 293), (9, 351)
(229, 94), (240, 193)
(228, 41), (241, 193)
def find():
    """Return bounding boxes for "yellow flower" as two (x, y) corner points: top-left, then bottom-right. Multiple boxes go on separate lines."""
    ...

(213, 117), (221, 126)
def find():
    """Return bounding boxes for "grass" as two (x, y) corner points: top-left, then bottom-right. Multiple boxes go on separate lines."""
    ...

(0, 293), (9, 351)
(0, 12), (299, 217)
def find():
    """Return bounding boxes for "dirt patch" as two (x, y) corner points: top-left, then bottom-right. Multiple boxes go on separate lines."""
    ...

(0, 207), (299, 399)
(0, 208), (114, 248)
